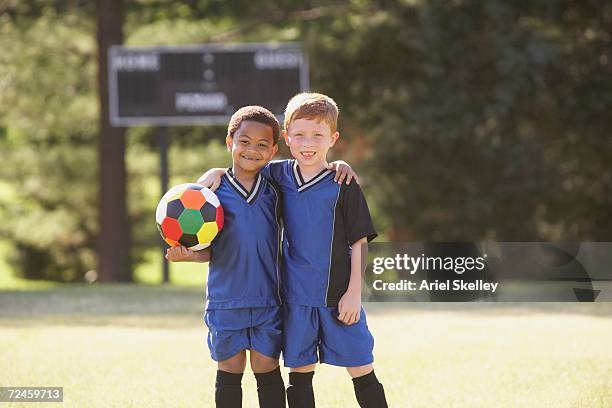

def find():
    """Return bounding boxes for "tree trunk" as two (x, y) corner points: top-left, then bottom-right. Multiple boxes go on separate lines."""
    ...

(96, 0), (132, 282)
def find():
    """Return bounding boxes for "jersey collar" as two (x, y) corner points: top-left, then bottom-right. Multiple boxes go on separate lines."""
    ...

(291, 160), (332, 193)
(225, 169), (263, 204)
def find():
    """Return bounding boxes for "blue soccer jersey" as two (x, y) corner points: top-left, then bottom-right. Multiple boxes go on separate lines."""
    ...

(262, 160), (377, 307)
(206, 169), (282, 310)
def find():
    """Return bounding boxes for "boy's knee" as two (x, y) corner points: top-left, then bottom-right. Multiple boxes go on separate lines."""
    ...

(218, 350), (247, 373)
(249, 351), (279, 373)
(346, 364), (373, 378)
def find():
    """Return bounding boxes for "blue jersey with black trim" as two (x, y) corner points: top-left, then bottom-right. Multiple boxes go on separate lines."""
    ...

(206, 169), (282, 310)
(262, 160), (377, 307)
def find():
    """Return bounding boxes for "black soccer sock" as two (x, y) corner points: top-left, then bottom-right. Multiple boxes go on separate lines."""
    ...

(286, 371), (315, 408)
(352, 370), (388, 408)
(215, 370), (243, 408)
(254, 366), (286, 408)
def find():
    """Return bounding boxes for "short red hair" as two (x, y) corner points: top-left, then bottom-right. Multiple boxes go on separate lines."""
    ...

(284, 92), (339, 133)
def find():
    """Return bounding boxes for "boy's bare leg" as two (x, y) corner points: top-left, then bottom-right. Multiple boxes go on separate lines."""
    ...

(346, 364), (373, 378)
(346, 363), (388, 408)
(290, 364), (316, 373)
(287, 364), (316, 408)
(250, 351), (286, 407)
(218, 350), (247, 373)
(250, 350), (279, 372)
(216, 351), (246, 408)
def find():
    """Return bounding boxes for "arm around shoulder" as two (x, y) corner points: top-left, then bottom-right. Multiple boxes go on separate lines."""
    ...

(197, 168), (228, 191)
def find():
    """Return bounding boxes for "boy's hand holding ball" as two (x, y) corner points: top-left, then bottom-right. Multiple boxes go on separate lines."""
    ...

(166, 246), (197, 262)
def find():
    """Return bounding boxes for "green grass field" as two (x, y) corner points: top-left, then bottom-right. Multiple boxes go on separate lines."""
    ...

(1, 284), (612, 407)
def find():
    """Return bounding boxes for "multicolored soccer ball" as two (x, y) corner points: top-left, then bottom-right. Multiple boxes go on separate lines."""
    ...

(156, 183), (224, 250)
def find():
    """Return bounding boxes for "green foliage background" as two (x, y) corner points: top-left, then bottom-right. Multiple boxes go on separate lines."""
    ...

(1, 0), (611, 281)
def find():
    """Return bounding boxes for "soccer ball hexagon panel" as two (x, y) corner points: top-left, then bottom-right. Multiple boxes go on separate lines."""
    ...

(156, 183), (224, 250)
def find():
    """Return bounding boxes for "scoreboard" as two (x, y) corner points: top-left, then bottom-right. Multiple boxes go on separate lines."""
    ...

(108, 42), (308, 126)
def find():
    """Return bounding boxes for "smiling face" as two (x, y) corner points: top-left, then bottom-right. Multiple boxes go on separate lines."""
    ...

(284, 118), (339, 170)
(227, 120), (278, 174)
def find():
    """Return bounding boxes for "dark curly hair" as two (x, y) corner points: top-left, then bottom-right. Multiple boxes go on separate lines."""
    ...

(227, 106), (280, 145)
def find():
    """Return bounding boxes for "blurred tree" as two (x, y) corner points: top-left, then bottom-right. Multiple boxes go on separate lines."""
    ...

(305, 0), (612, 241)
(0, 9), (99, 281)
(1, 0), (611, 283)
(96, 0), (131, 282)
(0, 0), (286, 281)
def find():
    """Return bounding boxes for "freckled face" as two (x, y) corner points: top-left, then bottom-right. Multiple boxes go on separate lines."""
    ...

(284, 118), (338, 168)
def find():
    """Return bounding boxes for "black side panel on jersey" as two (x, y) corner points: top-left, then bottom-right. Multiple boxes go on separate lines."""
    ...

(326, 180), (378, 306)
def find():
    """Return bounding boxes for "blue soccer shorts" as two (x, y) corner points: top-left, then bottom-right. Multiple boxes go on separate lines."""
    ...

(203, 306), (283, 362)
(282, 303), (374, 368)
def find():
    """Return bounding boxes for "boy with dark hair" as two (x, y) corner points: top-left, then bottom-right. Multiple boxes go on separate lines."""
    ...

(167, 105), (285, 408)
(200, 94), (388, 408)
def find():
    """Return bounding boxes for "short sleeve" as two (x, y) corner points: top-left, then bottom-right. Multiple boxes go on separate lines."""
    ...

(260, 160), (286, 183)
(341, 180), (378, 245)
